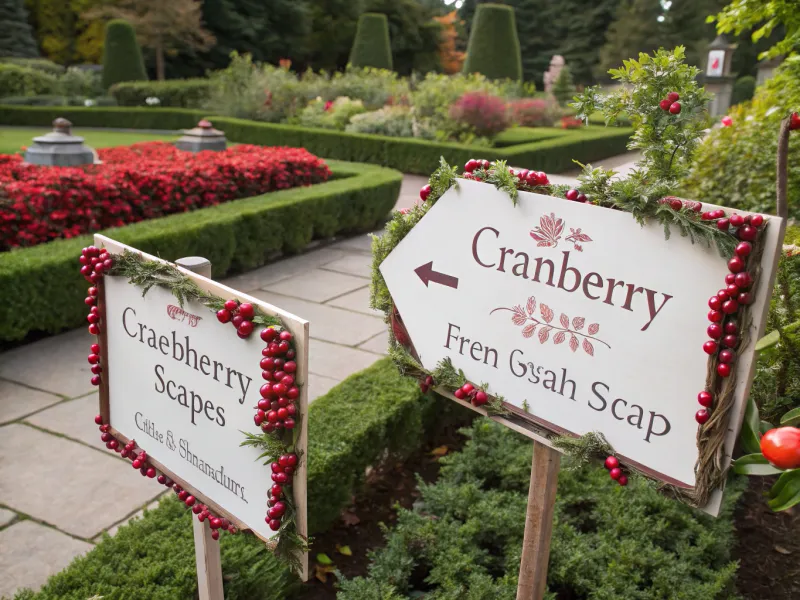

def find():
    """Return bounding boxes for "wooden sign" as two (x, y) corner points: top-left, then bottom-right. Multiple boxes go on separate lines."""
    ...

(380, 179), (784, 515)
(88, 235), (308, 580)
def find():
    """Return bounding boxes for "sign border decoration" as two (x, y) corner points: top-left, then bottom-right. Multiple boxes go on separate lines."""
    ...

(80, 235), (308, 575)
(371, 155), (783, 511)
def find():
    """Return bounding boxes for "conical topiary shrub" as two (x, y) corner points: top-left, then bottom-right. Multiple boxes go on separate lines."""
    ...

(348, 13), (393, 71)
(101, 19), (147, 90)
(462, 3), (522, 81)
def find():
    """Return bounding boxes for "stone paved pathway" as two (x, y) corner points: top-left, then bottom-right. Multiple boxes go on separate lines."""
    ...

(0, 151), (638, 597)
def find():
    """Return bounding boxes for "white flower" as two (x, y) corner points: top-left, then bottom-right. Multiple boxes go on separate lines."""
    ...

(84, 99), (95, 107)
(145, 97), (161, 106)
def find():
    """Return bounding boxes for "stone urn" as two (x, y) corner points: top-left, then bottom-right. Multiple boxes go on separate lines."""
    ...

(175, 120), (227, 153)
(24, 118), (96, 166)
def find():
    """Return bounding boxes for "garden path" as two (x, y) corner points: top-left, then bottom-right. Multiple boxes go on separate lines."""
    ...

(0, 151), (639, 598)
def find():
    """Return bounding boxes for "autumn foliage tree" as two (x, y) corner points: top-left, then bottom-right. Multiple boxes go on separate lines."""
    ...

(434, 10), (465, 73)
(86, 0), (214, 80)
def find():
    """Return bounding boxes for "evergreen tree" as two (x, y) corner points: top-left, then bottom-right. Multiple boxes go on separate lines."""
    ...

(365, 0), (442, 75)
(101, 19), (147, 89)
(0, 0), (39, 57)
(462, 3), (522, 80)
(597, 0), (664, 76)
(552, 64), (575, 106)
(661, 0), (722, 68)
(305, 0), (365, 71)
(349, 13), (393, 70)
(553, 0), (621, 85)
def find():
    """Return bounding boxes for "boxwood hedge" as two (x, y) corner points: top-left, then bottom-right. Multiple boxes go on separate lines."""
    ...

(0, 106), (633, 174)
(0, 160), (401, 342)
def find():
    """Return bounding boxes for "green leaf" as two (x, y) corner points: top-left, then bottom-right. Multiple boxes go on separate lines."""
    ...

(767, 470), (800, 512)
(336, 544), (353, 556)
(732, 453), (783, 476)
(780, 407), (800, 426)
(740, 396), (762, 454)
(316, 553), (333, 565)
(755, 329), (780, 352)
(760, 420), (775, 434)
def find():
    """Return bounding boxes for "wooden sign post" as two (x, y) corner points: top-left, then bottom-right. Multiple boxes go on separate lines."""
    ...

(87, 236), (310, 596)
(377, 136), (791, 597)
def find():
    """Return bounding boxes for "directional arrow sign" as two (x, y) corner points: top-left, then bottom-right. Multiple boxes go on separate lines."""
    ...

(379, 179), (783, 514)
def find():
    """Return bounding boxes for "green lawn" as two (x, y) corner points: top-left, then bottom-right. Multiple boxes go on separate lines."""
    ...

(0, 127), (177, 155)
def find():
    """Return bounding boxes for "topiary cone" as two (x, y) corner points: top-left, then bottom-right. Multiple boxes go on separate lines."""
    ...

(101, 19), (148, 90)
(462, 3), (522, 81)
(348, 12), (393, 71)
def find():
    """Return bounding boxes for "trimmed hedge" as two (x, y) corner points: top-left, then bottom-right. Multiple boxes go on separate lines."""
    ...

(0, 160), (401, 342)
(13, 358), (448, 600)
(101, 19), (147, 90)
(0, 106), (633, 175)
(110, 78), (214, 108)
(462, 4), (522, 82)
(349, 13), (393, 71)
(0, 63), (58, 96)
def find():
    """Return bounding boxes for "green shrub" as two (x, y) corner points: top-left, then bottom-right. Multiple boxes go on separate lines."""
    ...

(0, 57), (64, 76)
(552, 65), (576, 107)
(346, 106), (420, 138)
(294, 96), (367, 130)
(730, 74), (756, 106)
(0, 63), (59, 96)
(60, 66), (102, 97)
(321, 67), (407, 110)
(684, 58), (800, 220)
(492, 126), (565, 148)
(13, 357), (445, 600)
(0, 160), (400, 342)
(101, 19), (147, 90)
(338, 419), (744, 599)
(0, 105), (203, 129)
(462, 4), (522, 82)
(110, 78), (214, 108)
(349, 13), (393, 71)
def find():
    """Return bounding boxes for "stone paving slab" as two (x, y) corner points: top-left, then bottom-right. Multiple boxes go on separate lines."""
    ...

(0, 507), (15, 528)
(329, 234), (375, 253)
(320, 253), (373, 279)
(219, 247), (348, 293)
(251, 290), (385, 346)
(308, 339), (380, 380)
(397, 174), (429, 211)
(0, 424), (162, 539)
(358, 330), (389, 356)
(326, 286), (380, 317)
(26, 393), (105, 451)
(0, 519), (93, 598)
(308, 373), (341, 403)
(0, 380), (63, 425)
(0, 328), (95, 398)
(263, 268), (369, 303)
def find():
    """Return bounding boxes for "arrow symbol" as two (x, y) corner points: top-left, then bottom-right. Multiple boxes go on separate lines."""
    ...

(415, 261), (459, 289)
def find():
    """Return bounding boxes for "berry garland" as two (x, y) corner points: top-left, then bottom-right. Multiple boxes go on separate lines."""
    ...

(371, 156), (769, 503)
(79, 247), (306, 570)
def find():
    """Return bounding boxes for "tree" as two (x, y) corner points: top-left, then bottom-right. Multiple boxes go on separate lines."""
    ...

(597, 0), (665, 76)
(0, 0), (39, 57)
(552, 0), (621, 85)
(25, 0), (105, 65)
(86, 0), (214, 80)
(349, 13), (393, 70)
(552, 64), (575, 106)
(434, 10), (466, 74)
(365, 0), (442, 75)
(101, 19), (146, 89)
(462, 3), (522, 81)
(710, 0), (798, 60)
(305, 0), (365, 71)
(661, 0), (722, 68)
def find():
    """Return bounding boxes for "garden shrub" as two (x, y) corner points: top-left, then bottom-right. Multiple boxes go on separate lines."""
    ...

(349, 13), (393, 71)
(730, 75), (755, 106)
(0, 63), (59, 96)
(462, 3), (522, 82)
(101, 19), (147, 90)
(507, 97), (558, 127)
(60, 66), (102, 97)
(0, 57), (65, 76)
(295, 96), (367, 131)
(448, 91), (510, 142)
(683, 57), (800, 221)
(338, 419), (744, 599)
(110, 79), (213, 108)
(13, 357), (442, 600)
(492, 126), (565, 148)
(346, 106), (421, 138)
(552, 65), (576, 107)
(0, 159), (401, 341)
(321, 67), (408, 110)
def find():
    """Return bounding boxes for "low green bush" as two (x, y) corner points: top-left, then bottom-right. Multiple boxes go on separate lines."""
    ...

(730, 75), (755, 106)
(0, 57), (65, 76)
(110, 78), (214, 108)
(0, 105), (203, 129)
(13, 357), (445, 600)
(492, 126), (565, 147)
(338, 419), (744, 599)
(0, 63), (59, 97)
(0, 160), (401, 342)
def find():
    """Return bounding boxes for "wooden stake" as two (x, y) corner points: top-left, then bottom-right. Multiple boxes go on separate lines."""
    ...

(516, 440), (561, 600)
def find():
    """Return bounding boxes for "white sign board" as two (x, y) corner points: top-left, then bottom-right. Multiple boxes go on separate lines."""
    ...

(98, 236), (308, 546)
(707, 50), (726, 77)
(380, 180), (783, 512)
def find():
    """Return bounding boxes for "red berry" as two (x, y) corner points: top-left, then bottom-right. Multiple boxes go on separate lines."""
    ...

(461, 383), (474, 394)
(94, 414), (103, 425)
(420, 184), (432, 201)
(696, 409), (710, 424)
(481, 159), (490, 169)
(286, 453), (298, 467)
(738, 225), (757, 241)
(728, 257), (744, 273)
(261, 327), (277, 342)
(790, 112), (800, 131)
(101, 432), (112, 442)
(729, 214), (744, 227)
(722, 299), (739, 314)
(667, 92), (679, 103)
(726, 283), (739, 296)
(271, 484), (283, 497)
(734, 272), (752, 289)
(716, 218), (729, 231)
(669, 198), (683, 211)
(287, 386), (299, 399)
(609, 467), (622, 480)
(717, 289), (729, 300)
(224, 299), (238, 312)
(725, 273), (736, 285)
(216, 309), (231, 324)
(474, 390), (488, 406)
(565, 189), (579, 201)
(719, 349), (735, 364)
(238, 320), (254, 337)
(734, 244), (751, 261)
(465, 159), (479, 172)
(617, 475), (628, 486)
(87, 314), (99, 324)
(738, 292), (752, 305)
(717, 363), (732, 377)
(210, 517), (222, 530)
(669, 102), (681, 114)
(698, 391), (713, 407)
(604, 456), (619, 470)
(277, 341), (290, 354)
(284, 418), (296, 429)
(708, 310), (723, 323)
(273, 501), (286, 516)
(659, 98), (671, 111)
(284, 361), (297, 373)
(84, 296), (95, 306)
(146, 467), (156, 478)
(91, 375), (101, 386)
(238, 303), (255, 319)
(721, 115), (733, 127)
(231, 314), (244, 328)
(722, 334), (738, 348)
(91, 364), (102, 375)
(703, 341), (718, 355)
(708, 296), (721, 311)
(132, 459), (142, 469)
(707, 324), (722, 339)
(268, 519), (281, 531)
(750, 214), (764, 227)
(454, 388), (465, 399)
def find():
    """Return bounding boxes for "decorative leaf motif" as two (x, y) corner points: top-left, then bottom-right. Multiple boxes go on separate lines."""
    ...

(560, 313), (570, 328)
(511, 305), (527, 326)
(582, 339), (594, 356)
(522, 323), (537, 338)
(530, 213), (565, 248)
(588, 323), (599, 334)
(569, 334), (579, 352)
(540, 304), (554, 323)
(553, 331), (566, 344)
(572, 317), (585, 331)
(538, 326), (552, 343)
(526, 296), (536, 316)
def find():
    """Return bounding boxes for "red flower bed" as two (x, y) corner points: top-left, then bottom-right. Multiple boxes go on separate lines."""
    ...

(0, 142), (331, 250)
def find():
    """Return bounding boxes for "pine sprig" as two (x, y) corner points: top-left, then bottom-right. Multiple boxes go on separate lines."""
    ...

(483, 159), (519, 205)
(485, 394), (511, 417)
(427, 156), (459, 204)
(432, 357), (467, 389)
(552, 432), (614, 469)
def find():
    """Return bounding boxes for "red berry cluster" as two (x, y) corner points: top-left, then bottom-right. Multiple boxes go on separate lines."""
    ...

(659, 91), (681, 115)
(453, 382), (488, 407)
(256, 327), (299, 433)
(604, 455), (628, 486)
(216, 300), (257, 338)
(266, 453), (298, 531)
(419, 184), (432, 202)
(697, 212), (765, 425)
(419, 375), (434, 393)
(659, 196), (702, 213)
(80, 245), (114, 387)
(93, 414), (234, 539)
(565, 189), (588, 203)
